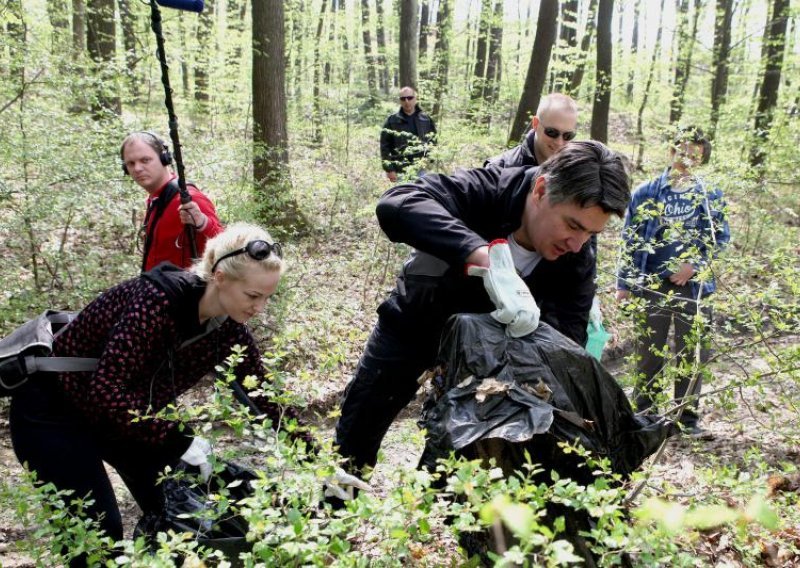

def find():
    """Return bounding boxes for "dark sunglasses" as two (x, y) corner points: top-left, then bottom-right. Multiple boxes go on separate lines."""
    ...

(211, 240), (283, 273)
(543, 126), (577, 141)
(399, 95), (416, 101)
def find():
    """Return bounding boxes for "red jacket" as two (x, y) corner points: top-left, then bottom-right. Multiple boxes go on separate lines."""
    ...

(143, 175), (222, 271)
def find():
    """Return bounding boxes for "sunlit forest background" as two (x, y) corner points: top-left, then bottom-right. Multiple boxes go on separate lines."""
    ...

(1, 0), (799, 565)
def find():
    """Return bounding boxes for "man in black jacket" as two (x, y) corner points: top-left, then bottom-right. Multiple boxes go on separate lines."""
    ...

(335, 141), (630, 473)
(486, 93), (578, 169)
(380, 86), (437, 182)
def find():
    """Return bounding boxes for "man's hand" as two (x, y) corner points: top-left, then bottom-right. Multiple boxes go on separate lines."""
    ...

(323, 468), (371, 502)
(178, 201), (208, 231)
(467, 240), (540, 338)
(615, 289), (631, 302)
(669, 263), (695, 286)
(386, 171), (398, 183)
(180, 436), (213, 481)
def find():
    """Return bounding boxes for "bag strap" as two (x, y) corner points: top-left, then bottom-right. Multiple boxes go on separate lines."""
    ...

(140, 179), (181, 273)
(25, 355), (98, 373)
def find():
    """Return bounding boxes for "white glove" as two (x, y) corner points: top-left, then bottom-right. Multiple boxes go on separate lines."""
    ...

(467, 240), (540, 338)
(323, 468), (371, 501)
(589, 296), (603, 327)
(180, 436), (213, 481)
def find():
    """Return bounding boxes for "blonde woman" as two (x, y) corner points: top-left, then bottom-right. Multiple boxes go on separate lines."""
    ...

(10, 223), (306, 563)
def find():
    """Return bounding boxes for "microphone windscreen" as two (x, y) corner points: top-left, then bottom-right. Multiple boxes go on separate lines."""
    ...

(156, 0), (204, 13)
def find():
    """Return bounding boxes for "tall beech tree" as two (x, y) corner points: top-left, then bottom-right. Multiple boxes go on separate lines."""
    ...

(590, 0), (613, 142)
(670, 0), (703, 125)
(399, 0), (418, 89)
(252, 0), (305, 233)
(194, 0), (214, 103)
(72, 0), (86, 55)
(431, 0), (452, 119)
(508, 0), (558, 144)
(86, 0), (119, 117)
(553, 0), (578, 92)
(569, 0), (598, 96)
(709, 0), (734, 139)
(750, 0), (790, 167)
(361, 0), (378, 103)
(635, 0), (667, 170)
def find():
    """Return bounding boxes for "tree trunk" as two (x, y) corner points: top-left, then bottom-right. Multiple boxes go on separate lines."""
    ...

(118, 0), (138, 94)
(749, 0), (790, 167)
(399, 0), (418, 89)
(178, 12), (189, 98)
(569, 0), (598, 97)
(252, 0), (305, 234)
(468, 0), (492, 119)
(431, 0), (452, 120)
(590, 0), (613, 143)
(312, 0), (329, 143)
(86, 0), (120, 117)
(508, 0), (558, 144)
(554, 0), (578, 92)
(227, 0), (246, 67)
(375, 0), (390, 92)
(361, 0), (378, 103)
(626, 0), (641, 102)
(482, 0), (503, 108)
(47, 0), (70, 52)
(194, 0), (214, 103)
(72, 0), (86, 55)
(419, 0), (430, 60)
(709, 0), (734, 139)
(6, 0), (26, 82)
(635, 0), (666, 170)
(669, 0), (702, 125)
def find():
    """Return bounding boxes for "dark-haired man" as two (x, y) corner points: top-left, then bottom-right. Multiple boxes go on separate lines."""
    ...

(121, 131), (222, 271)
(380, 86), (437, 182)
(616, 127), (729, 439)
(335, 141), (631, 473)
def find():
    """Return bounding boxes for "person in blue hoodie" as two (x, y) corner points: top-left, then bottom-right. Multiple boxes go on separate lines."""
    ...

(616, 126), (730, 439)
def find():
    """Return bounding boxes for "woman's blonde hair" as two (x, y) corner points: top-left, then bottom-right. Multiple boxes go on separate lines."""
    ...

(192, 222), (285, 281)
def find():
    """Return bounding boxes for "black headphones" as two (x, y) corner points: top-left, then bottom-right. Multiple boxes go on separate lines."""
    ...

(120, 131), (173, 175)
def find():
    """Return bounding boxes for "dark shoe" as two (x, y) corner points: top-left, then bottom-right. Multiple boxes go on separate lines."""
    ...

(683, 423), (714, 440)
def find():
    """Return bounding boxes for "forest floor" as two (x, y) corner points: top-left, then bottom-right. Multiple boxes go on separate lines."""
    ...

(1, 187), (799, 566)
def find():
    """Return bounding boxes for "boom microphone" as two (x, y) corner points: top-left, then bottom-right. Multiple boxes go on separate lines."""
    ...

(156, 0), (204, 12)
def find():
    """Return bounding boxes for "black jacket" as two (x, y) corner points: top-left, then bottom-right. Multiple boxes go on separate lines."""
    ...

(380, 105), (437, 172)
(485, 130), (539, 169)
(375, 166), (595, 346)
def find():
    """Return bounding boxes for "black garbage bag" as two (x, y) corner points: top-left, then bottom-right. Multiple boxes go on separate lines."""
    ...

(134, 461), (257, 563)
(420, 313), (674, 479)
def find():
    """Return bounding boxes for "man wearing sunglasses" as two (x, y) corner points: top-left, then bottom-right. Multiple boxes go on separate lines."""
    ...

(335, 141), (630, 478)
(487, 93), (578, 169)
(380, 86), (437, 182)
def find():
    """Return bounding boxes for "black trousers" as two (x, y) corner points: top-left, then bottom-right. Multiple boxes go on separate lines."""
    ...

(10, 378), (176, 554)
(334, 317), (440, 471)
(633, 281), (712, 426)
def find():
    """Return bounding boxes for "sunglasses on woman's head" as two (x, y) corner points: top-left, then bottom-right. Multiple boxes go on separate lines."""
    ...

(211, 240), (283, 273)
(543, 126), (577, 141)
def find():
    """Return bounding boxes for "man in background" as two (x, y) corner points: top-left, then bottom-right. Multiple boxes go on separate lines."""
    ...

(120, 131), (222, 272)
(380, 86), (437, 182)
(486, 93), (578, 169)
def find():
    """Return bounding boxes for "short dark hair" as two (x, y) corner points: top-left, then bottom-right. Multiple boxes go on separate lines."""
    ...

(672, 125), (711, 164)
(538, 140), (631, 217)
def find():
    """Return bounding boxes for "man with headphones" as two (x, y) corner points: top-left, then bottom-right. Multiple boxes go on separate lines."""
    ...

(120, 131), (222, 272)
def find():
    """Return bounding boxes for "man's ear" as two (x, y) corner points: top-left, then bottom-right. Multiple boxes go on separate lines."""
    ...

(531, 115), (539, 130)
(532, 175), (547, 202)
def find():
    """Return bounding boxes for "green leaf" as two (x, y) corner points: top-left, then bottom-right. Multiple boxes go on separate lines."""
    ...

(744, 495), (780, 530)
